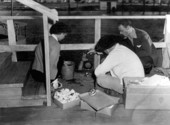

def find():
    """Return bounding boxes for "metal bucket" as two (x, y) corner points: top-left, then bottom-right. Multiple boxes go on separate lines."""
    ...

(61, 61), (75, 80)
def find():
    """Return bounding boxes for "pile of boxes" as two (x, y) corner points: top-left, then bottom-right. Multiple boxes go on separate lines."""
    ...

(53, 74), (170, 117)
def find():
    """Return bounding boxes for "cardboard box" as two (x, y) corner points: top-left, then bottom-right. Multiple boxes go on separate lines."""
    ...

(53, 98), (80, 110)
(123, 77), (170, 109)
(80, 100), (118, 116)
(79, 90), (119, 116)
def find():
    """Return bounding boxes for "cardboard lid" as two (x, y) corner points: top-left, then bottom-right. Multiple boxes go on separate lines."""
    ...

(79, 90), (119, 111)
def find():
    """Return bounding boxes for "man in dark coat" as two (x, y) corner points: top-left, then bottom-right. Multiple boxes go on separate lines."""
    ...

(118, 20), (162, 74)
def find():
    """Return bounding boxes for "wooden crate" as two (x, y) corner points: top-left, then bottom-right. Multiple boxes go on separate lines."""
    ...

(123, 77), (170, 109)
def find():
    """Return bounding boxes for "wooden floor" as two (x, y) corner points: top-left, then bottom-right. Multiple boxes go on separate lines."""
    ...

(1, 103), (170, 125)
(2, 71), (170, 125)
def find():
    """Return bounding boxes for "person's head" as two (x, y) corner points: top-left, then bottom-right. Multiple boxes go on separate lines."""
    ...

(118, 20), (136, 39)
(50, 21), (70, 41)
(95, 35), (124, 54)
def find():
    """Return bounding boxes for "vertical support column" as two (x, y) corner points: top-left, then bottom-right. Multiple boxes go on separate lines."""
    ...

(159, 0), (162, 15)
(7, 19), (17, 62)
(162, 15), (170, 68)
(143, 0), (146, 15)
(11, 0), (13, 16)
(94, 19), (101, 69)
(43, 14), (51, 106)
(164, 15), (170, 45)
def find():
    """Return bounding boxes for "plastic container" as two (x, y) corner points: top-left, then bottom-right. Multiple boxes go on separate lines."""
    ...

(61, 61), (75, 80)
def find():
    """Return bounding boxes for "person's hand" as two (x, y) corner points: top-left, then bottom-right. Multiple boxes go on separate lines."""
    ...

(87, 48), (103, 55)
(87, 48), (96, 55)
(158, 38), (164, 42)
(81, 53), (88, 62)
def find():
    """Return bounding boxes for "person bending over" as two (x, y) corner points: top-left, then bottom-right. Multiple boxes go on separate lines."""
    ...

(94, 35), (145, 94)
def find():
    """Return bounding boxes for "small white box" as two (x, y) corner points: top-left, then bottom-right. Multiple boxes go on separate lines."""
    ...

(53, 98), (80, 110)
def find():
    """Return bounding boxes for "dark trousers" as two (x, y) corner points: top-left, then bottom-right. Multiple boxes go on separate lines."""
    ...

(31, 56), (64, 84)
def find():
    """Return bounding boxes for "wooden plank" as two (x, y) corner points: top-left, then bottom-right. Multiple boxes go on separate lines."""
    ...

(22, 95), (46, 99)
(7, 19), (17, 62)
(10, 45), (36, 51)
(43, 14), (51, 106)
(0, 16), (41, 20)
(0, 15), (166, 20)
(0, 98), (45, 108)
(0, 43), (165, 52)
(0, 84), (23, 88)
(0, 52), (12, 73)
(0, 62), (31, 85)
(61, 44), (94, 50)
(94, 19), (101, 69)
(0, 87), (22, 99)
(0, 44), (95, 52)
(16, 0), (58, 21)
(0, 45), (12, 52)
(59, 15), (165, 19)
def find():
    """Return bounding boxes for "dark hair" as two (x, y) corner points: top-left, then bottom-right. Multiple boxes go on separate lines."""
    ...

(118, 20), (132, 28)
(94, 35), (124, 53)
(50, 21), (70, 34)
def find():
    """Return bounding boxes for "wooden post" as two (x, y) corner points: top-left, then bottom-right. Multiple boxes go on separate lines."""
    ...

(11, 0), (13, 16)
(43, 14), (51, 106)
(94, 19), (101, 69)
(161, 15), (170, 68)
(143, 0), (146, 15)
(7, 19), (17, 62)
(159, 0), (162, 15)
(164, 15), (170, 45)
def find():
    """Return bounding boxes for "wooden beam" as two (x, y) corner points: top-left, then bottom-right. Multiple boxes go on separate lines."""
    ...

(0, 43), (164, 52)
(164, 15), (170, 44)
(0, 84), (23, 88)
(0, 15), (166, 21)
(16, 0), (58, 21)
(61, 44), (94, 50)
(10, 45), (36, 51)
(7, 19), (17, 62)
(0, 16), (41, 20)
(0, 44), (95, 52)
(59, 15), (165, 19)
(0, 98), (45, 108)
(0, 45), (12, 52)
(94, 19), (101, 69)
(43, 14), (51, 106)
